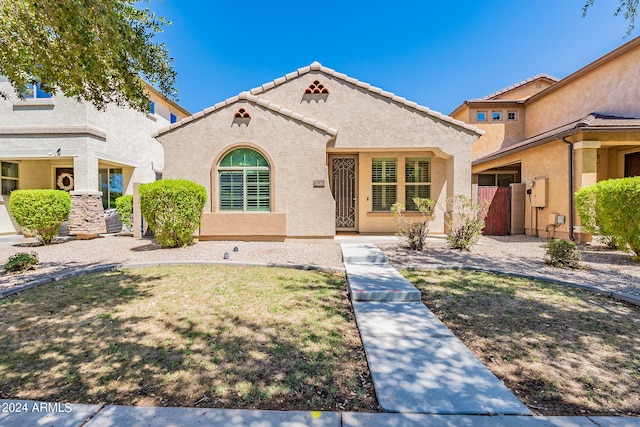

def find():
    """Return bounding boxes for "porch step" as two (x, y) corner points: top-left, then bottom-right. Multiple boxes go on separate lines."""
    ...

(344, 262), (421, 302)
(340, 243), (389, 264)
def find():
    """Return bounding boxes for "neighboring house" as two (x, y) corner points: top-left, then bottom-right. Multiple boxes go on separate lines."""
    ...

(155, 62), (482, 240)
(0, 77), (189, 236)
(451, 36), (640, 242)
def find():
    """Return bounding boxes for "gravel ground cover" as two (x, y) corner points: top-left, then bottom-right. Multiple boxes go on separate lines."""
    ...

(0, 236), (344, 290)
(379, 235), (640, 297)
(1, 234), (639, 298)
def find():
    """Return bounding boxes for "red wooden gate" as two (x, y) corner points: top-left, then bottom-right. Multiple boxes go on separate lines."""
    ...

(478, 187), (510, 236)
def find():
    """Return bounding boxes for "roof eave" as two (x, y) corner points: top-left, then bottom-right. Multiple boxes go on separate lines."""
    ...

(154, 92), (337, 139)
(248, 62), (484, 137)
(527, 36), (640, 104)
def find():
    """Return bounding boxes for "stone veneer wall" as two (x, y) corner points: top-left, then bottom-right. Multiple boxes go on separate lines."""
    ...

(67, 192), (107, 236)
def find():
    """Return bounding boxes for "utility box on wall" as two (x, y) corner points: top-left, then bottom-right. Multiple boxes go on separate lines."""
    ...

(530, 178), (547, 208)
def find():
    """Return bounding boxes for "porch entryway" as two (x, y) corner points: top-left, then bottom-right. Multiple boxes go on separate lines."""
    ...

(330, 156), (358, 232)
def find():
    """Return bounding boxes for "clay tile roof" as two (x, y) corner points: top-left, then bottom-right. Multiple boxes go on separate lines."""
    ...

(473, 112), (640, 165)
(155, 62), (484, 137)
(154, 92), (337, 137)
(248, 62), (483, 136)
(477, 73), (559, 100)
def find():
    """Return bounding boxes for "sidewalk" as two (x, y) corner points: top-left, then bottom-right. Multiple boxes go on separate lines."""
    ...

(1, 400), (639, 426)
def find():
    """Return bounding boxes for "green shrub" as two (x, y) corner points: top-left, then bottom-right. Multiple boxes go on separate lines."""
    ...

(444, 195), (487, 251)
(575, 185), (620, 249)
(8, 190), (71, 244)
(576, 177), (640, 257)
(391, 198), (436, 251)
(544, 238), (581, 268)
(115, 195), (133, 231)
(139, 179), (207, 248)
(4, 251), (39, 273)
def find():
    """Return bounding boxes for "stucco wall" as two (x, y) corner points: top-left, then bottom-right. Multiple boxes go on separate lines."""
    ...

(258, 72), (477, 158)
(158, 100), (336, 238)
(159, 69), (479, 237)
(353, 152), (448, 234)
(525, 43), (640, 137)
(258, 72), (475, 233)
(473, 140), (573, 239)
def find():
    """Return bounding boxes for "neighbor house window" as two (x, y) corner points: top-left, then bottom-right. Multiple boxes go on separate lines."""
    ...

(1, 162), (18, 195)
(149, 101), (155, 114)
(405, 158), (431, 211)
(478, 173), (515, 187)
(372, 158), (397, 211)
(492, 111), (502, 121)
(99, 168), (123, 209)
(508, 111), (517, 121)
(219, 148), (270, 212)
(477, 111), (487, 121)
(21, 81), (52, 99)
(170, 113), (177, 124)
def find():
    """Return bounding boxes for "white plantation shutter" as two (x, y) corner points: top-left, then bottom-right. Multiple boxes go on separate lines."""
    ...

(405, 158), (431, 211)
(372, 158), (397, 210)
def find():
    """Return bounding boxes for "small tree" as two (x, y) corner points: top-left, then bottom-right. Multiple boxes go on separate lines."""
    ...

(444, 195), (488, 251)
(8, 189), (71, 244)
(391, 198), (436, 251)
(115, 194), (133, 231)
(139, 179), (207, 248)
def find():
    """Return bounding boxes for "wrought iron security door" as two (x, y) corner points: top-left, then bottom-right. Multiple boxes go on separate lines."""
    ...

(331, 157), (357, 231)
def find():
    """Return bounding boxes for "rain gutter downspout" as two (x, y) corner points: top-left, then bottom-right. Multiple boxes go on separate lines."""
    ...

(562, 137), (576, 241)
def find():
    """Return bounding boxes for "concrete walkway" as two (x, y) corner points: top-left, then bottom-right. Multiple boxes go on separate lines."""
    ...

(1, 400), (639, 426)
(342, 243), (531, 415)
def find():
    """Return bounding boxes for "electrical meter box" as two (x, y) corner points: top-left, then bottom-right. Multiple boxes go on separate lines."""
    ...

(531, 178), (547, 208)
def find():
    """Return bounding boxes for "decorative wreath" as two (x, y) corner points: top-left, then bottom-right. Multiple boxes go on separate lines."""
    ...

(56, 173), (74, 191)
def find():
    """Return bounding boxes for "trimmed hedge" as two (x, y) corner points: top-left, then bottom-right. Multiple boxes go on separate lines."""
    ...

(575, 177), (640, 257)
(139, 179), (207, 248)
(8, 189), (71, 244)
(115, 195), (133, 231)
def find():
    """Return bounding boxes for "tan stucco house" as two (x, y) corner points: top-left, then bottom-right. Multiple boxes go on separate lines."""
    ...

(451, 36), (640, 242)
(0, 79), (189, 236)
(155, 62), (482, 240)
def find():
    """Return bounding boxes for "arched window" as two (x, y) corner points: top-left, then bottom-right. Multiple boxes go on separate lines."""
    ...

(218, 148), (270, 211)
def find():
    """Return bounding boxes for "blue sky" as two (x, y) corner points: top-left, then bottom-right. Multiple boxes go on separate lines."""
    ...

(151, 0), (635, 115)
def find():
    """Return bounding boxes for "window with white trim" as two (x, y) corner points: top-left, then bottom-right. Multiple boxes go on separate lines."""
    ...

(99, 168), (123, 209)
(21, 81), (52, 99)
(405, 158), (431, 211)
(1, 162), (18, 195)
(219, 148), (270, 212)
(372, 158), (397, 211)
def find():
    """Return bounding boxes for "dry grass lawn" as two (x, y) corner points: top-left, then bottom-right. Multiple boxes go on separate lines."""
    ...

(403, 269), (640, 416)
(0, 265), (377, 412)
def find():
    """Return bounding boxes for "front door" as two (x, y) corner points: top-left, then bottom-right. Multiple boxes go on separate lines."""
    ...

(625, 152), (640, 177)
(331, 156), (357, 232)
